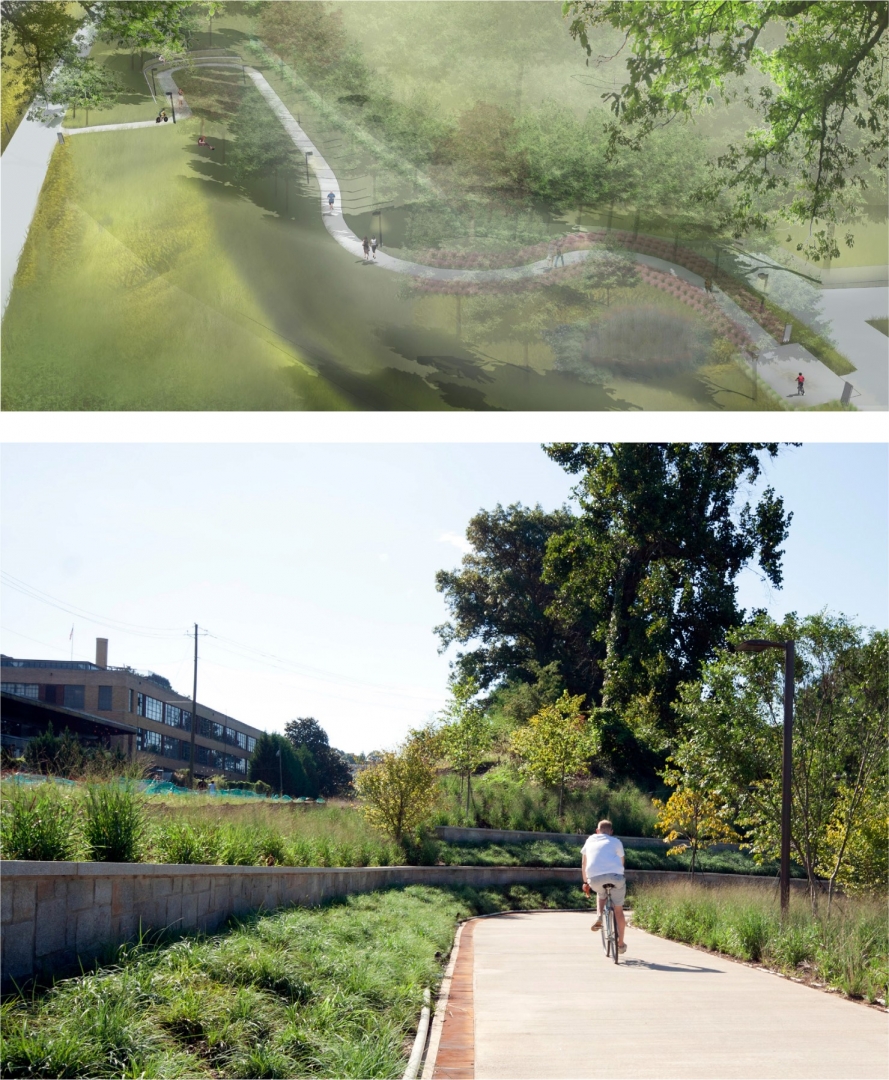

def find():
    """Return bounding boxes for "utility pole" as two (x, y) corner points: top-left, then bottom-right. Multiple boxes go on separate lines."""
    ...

(189, 623), (199, 788)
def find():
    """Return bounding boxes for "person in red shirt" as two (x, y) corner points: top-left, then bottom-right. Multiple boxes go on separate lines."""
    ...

(797, 372), (805, 396)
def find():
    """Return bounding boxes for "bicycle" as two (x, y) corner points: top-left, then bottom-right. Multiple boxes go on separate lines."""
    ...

(599, 883), (620, 965)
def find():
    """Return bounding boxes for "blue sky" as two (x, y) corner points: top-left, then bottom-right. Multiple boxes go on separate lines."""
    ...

(1, 442), (886, 752)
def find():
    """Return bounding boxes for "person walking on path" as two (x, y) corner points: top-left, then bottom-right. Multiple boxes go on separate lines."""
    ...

(797, 372), (805, 396)
(370, 236), (378, 260)
(553, 237), (565, 268)
(546, 240), (556, 269)
(177, 88), (184, 108)
(581, 819), (627, 954)
(362, 236), (370, 261)
(327, 191), (335, 212)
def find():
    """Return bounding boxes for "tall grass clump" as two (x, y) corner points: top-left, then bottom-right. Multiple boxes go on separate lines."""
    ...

(82, 783), (146, 863)
(0, 782), (77, 861)
(632, 881), (888, 1004)
(434, 767), (659, 836)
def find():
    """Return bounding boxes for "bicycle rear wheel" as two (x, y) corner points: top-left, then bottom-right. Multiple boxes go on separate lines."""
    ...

(602, 902), (618, 962)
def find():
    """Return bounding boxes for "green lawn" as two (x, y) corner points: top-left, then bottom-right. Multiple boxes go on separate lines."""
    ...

(0, 884), (588, 1079)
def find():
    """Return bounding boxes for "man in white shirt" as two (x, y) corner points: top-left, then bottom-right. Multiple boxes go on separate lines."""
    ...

(581, 819), (627, 953)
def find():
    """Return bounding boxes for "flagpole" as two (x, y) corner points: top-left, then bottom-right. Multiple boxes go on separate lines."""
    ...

(70, 625), (74, 661)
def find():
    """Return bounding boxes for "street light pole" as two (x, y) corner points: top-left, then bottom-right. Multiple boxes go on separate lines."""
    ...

(305, 150), (313, 184)
(736, 638), (795, 917)
(166, 90), (176, 123)
(189, 623), (199, 789)
(780, 640), (795, 914)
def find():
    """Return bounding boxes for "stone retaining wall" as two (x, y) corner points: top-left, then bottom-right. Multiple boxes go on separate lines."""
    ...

(435, 826), (740, 852)
(0, 861), (800, 988)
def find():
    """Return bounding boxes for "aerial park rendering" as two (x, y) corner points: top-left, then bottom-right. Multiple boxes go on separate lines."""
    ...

(1, 1), (887, 410)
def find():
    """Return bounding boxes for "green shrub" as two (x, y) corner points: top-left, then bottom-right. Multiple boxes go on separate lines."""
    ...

(152, 821), (221, 865)
(82, 783), (145, 862)
(0, 782), (77, 861)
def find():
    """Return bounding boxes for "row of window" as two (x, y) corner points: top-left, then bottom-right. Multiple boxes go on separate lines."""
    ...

(2, 683), (40, 698)
(3, 679), (258, 756)
(135, 729), (247, 774)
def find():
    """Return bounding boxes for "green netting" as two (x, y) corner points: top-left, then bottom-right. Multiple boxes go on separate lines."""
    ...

(2, 773), (77, 787)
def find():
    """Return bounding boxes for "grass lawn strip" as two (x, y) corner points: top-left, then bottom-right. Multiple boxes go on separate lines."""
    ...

(0, 884), (588, 1080)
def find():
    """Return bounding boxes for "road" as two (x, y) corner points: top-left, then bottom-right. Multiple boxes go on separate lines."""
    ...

(439, 911), (888, 1079)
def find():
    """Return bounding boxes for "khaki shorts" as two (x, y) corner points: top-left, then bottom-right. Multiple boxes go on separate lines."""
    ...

(586, 873), (626, 906)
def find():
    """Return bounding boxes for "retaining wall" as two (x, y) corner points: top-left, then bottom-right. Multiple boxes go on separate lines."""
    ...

(1, 861), (803, 989)
(435, 826), (740, 852)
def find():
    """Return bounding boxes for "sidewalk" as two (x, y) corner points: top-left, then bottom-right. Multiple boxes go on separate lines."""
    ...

(459, 912), (887, 1079)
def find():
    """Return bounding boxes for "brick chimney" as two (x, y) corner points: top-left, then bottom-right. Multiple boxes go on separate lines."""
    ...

(96, 638), (108, 669)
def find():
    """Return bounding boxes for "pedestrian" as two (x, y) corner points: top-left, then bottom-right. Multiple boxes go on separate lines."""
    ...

(177, 88), (184, 108)
(554, 238), (564, 267)
(704, 277), (713, 294)
(546, 240), (556, 269)
(208, 780), (217, 794)
(370, 236), (378, 259)
(327, 191), (335, 212)
(796, 372), (805, 396)
(362, 236), (370, 261)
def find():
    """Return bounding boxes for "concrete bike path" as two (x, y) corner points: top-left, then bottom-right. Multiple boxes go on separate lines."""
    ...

(463, 911), (887, 1079)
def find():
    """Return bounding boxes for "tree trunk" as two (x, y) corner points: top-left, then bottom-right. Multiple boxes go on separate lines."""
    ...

(558, 771), (564, 821)
(466, 771), (471, 816)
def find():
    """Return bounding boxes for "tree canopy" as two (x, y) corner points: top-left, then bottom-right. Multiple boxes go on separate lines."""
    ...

(247, 732), (311, 798)
(562, 1), (889, 261)
(435, 444), (793, 778)
(283, 716), (352, 797)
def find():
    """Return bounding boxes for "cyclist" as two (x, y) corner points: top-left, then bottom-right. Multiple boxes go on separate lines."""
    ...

(581, 820), (627, 954)
(796, 372), (805, 396)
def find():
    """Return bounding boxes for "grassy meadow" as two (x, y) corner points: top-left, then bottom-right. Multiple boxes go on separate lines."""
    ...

(633, 881), (888, 1005)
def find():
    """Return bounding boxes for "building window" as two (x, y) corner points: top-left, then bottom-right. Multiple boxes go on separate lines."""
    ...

(138, 694), (163, 721)
(165, 703), (181, 727)
(138, 728), (162, 753)
(180, 709), (192, 733)
(201, 717), (224, 742)
(225, 754), (246, 775)
(1, 683), (39, 698)
(63, 685), (85, 710)
(196, 745), (223, 769)
(162, 735), (180, 760)
(128, 688), (134, 712)
(97, 686), (113, 710)
(246, 736), (256, 753)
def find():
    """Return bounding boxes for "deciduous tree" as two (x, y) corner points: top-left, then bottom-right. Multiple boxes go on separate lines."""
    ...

(354, 734), (438, 844)
(439, 675), (492, 816)
(562, 1), (889, 261)
(510, 691), (598, 820)
(653, 782), (740, 877)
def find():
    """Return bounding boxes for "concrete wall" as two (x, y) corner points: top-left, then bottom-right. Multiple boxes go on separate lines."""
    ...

(435, 826), (740, 852)
(1, 861), (801, 989)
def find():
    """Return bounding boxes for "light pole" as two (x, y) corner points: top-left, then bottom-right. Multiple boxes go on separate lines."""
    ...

(735, 638), (795, 917)
(166, 90), (176, 123)
(305, 149), (313, 184)
(372, 208), (382, 248)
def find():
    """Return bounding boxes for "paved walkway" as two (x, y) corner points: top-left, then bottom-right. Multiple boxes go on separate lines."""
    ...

(820, 286), (889, 408)
(443, 912), (887, 1079)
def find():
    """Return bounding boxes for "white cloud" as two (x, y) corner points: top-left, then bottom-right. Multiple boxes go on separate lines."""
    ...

(438, 531), (472, 555)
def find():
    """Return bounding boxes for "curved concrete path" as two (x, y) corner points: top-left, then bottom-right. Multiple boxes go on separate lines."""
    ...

(450, 911), (887, 1079)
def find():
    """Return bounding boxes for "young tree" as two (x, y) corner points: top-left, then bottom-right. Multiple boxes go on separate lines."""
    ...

(29, 56), (121, 124)
(510, 691), (598, 820)
(439, 675), (492, 816)
(562, 1), (889, 261)
(83, 1), (202, 56)
(653, 782), (740, 878)
(354, 734), (438, 845)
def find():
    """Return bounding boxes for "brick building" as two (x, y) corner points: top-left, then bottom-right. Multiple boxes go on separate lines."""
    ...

(1, 638), (263, 781)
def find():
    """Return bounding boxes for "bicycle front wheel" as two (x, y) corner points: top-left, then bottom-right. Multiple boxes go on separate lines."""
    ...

(603, 904), (617, 962)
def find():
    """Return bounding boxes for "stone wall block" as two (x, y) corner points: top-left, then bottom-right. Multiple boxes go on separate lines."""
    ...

(0, 881), (12, 925)
(165, 894), (183, 928)
(94, 879), (113, 906)
(12, 879), (37, 922)
(66, 877), (95, 913)
(34, 898), (68, 957)
(112, 877), (134, 916)
(180, 893), (198, 928)
(2, 920), (34, 981)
